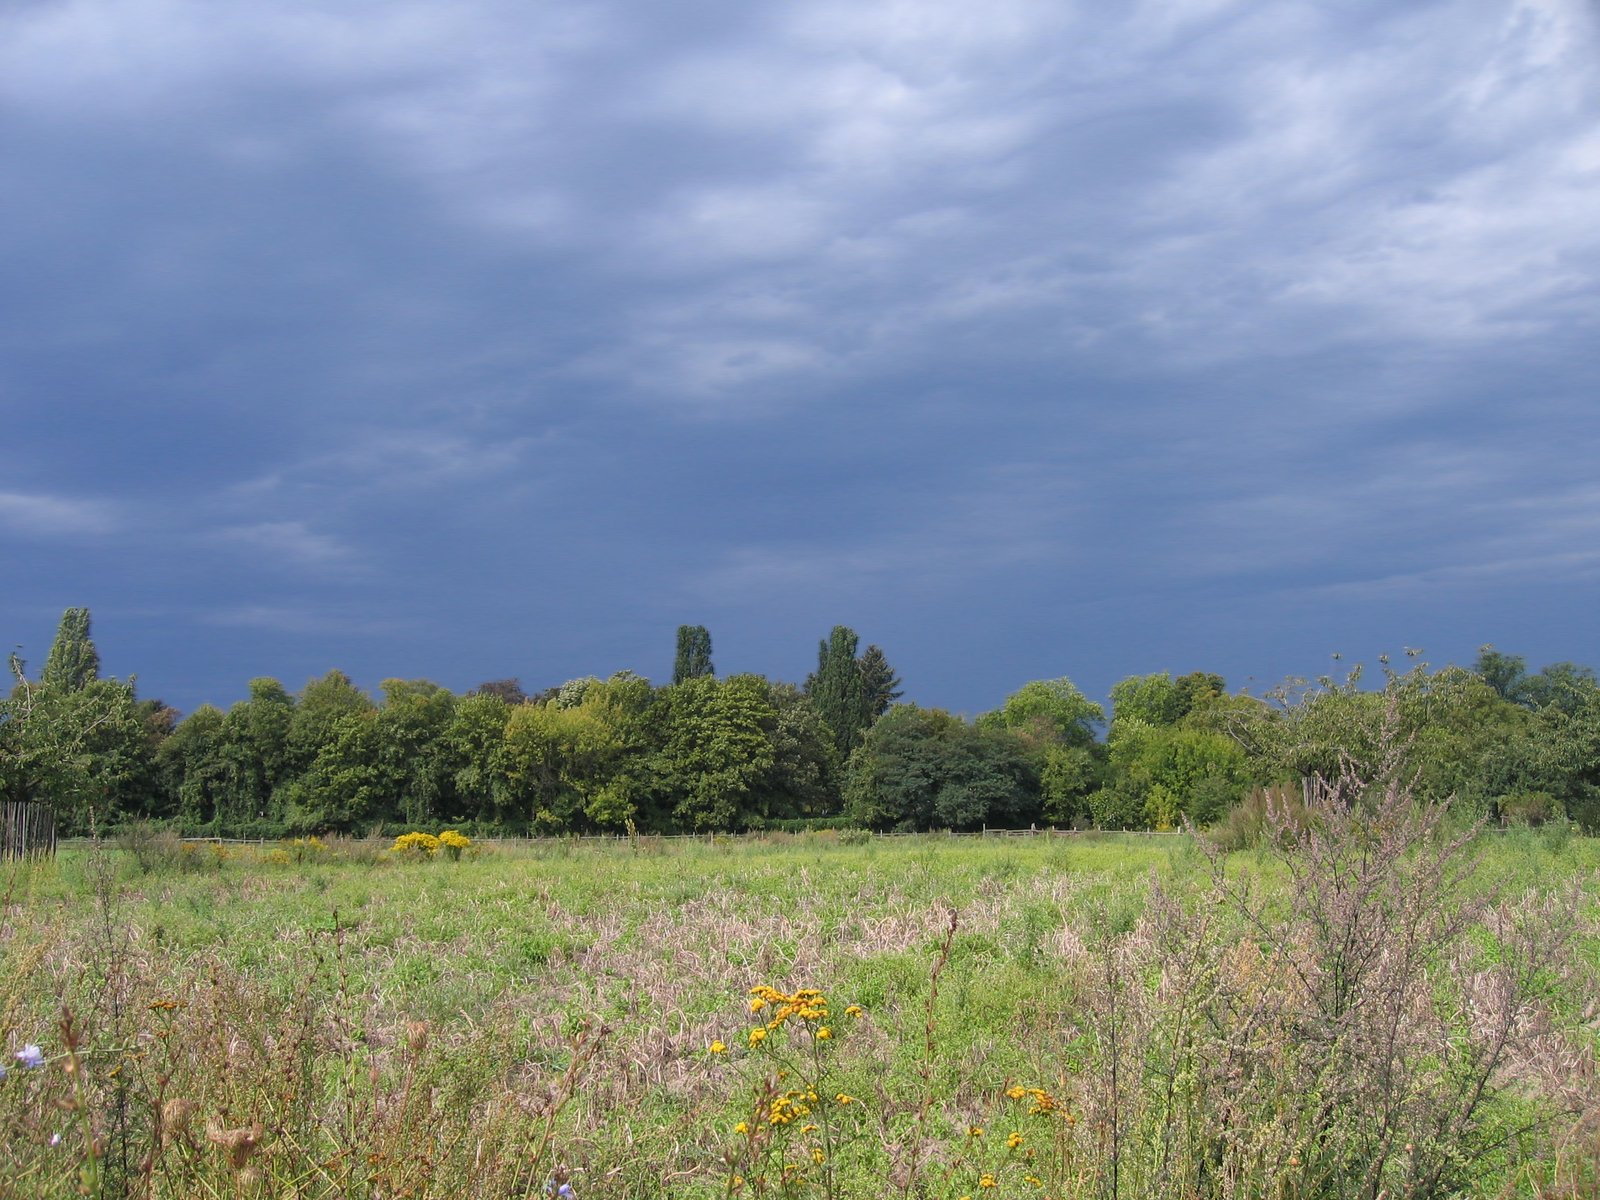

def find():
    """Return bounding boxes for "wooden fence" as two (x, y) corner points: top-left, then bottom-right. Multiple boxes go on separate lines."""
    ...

(1, 800), (57, 860)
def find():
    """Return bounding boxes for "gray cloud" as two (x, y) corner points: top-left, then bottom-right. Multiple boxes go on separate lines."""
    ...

(2, 0), (1596, 711)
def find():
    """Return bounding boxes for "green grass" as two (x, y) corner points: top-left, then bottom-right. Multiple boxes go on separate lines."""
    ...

(2, 829), (1597, 1198)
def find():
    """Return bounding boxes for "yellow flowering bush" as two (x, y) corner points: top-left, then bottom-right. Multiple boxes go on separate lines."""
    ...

(391, 831), (441, 857)
(389, 830), (476, 860)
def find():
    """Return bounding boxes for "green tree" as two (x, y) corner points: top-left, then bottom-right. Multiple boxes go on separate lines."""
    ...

(1473, 645), (1529, 704)
(40, 607), (100, 693)
(642, 674), (777, 831)
(375, 679), (458, 827)
(215, 679), (295, 831)
(844, 704), (1037, 832)
(805, 626), (868, 757)
(858, 645), (903, 720)
(979, 677), (1104, 748)
(444, 693), (516, 826)
(286, 670), (375, 778)
(672, 624), (715, 685)
(158, 705), (230, 828)
(1109, 672), (1184, 729)
(2, 653), (148, 834)
(757, 682), (842, 820)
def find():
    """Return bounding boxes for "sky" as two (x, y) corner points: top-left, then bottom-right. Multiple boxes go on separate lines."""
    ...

(2, 0), (1597, 719)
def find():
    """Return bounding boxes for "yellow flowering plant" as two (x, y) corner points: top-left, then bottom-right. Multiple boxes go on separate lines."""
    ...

(719, 985), (867, 1200)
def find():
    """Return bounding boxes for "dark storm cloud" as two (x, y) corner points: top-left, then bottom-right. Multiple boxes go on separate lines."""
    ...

(2, 0), (1596, 712)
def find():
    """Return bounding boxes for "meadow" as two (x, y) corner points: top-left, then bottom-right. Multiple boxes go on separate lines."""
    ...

(2, 804), (1598, 1199)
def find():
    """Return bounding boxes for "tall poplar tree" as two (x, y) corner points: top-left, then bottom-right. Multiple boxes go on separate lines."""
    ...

(41, 607), (100, 693)
(805, 625), (869, 757)
(672, 625), (714, 685)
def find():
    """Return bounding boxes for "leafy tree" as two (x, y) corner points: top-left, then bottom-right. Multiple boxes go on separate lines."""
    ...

(757, 682), (842, 820)
(375, 679), (457, 827)
(979, 677), (1104, 748)
(472, 678), (528, 705)
(1473, 645), (1529, 704)
(284, 709), (388, 833)
(1105, 720), (1251, 828)
(286, 670), (374, 778)
(40, 607), (100, 693)
(505, 696), (627, 831)
(2, 653), (148, 834)
(215, 679), (295, 829)
(858, 645), (903, 720)
(844, 705), (1036, 832)
(1173, 671), (1227, 716)
(672, 624), (715, 685)
(1521, 661), (1598, 715)
(642, 674), (776, 831)
(1109, 672), (1185, 729)
(806, 626), (868, 757)
(444, 693), (516, 826)
(158, 705), (230, 827)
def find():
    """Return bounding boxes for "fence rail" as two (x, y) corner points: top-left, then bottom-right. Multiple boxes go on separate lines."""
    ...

(2, 800), (57, 860)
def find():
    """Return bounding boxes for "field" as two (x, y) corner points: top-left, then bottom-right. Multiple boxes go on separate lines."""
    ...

(2, 816), (1598, 1199)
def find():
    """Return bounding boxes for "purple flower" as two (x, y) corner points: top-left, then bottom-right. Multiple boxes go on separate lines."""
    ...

(15, 1045), (45, 1070)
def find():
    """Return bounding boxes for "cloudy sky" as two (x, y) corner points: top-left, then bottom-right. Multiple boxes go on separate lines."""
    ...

(3, 0), (1597, 717)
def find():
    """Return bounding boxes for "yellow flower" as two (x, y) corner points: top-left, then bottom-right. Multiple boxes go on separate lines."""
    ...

(1008, 1131), (1025, 1149)
(1025, 1175), (1042, 1187)
(708, 1041), (727, 1054)
(734, 1122), (749, 1135)
(845, 1004), (864, 1018)
(811, 1148), (825, 1165)
(968, 1125), (984, 1138)
(979, 1174), (998, 1189)
(816, 1027), (832, 1040)
(749, 1028), (767, 1046)
(835, 1093), (855, 1105)
(801, 1124), (819, 1134)
(1006, 1085), (1028, 1100)
(751, 997), (767, 1013)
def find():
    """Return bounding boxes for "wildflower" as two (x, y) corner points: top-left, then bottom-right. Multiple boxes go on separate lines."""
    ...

(979, 1174), (998, 1188)
(708, 1041), (728, 1054)
(748, 1028), (767, 1046)
(545, 1183), (575, 1200)
(811, 1148), (825, 1165)
(1006, 1086), (1028, 1099)
(1024, 1175), (1042, 1187)
(734, 1122), (749, 1135)
(751, 998), (767, 1013)
(801, 1124), (819, 1134)
(835, 1093), (855, 1105)
(968, 1125), (985, 1138)
(1008, 1132), (1025, 1149)
(816, 1027), (832, 1040)
(845, 1004), (863, 1018)
(15, 1045), (45, 1071)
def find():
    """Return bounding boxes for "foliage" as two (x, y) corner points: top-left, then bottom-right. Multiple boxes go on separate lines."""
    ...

(844, 704), (1037, 831)
(978, 677), (1103, 749)
(673, 624), (715, 685)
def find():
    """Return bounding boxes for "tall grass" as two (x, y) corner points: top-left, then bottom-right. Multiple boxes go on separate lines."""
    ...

(1, 807), (1596, 1198)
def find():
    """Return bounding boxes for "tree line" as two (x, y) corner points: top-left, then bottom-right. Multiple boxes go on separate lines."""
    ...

(4, 610), (1597, 837)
